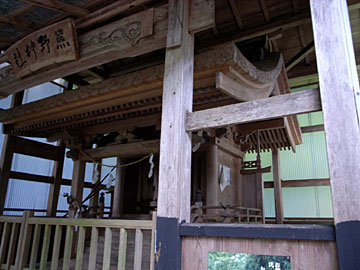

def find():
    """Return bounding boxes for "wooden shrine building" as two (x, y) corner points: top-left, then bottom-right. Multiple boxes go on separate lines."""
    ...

(0, 0), (359, 269)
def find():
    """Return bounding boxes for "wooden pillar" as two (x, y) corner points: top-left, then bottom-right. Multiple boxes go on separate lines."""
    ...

(156, 0), (194, 269)
(272, 149), (284, 224)
(0, 91), (24, 215)
(90, 162), (101, 216)
(112, 158), (125, 218)
(310, 1), (360, 268)
(69, 160), (86, 218)
(205, 144), (218, 207)
(46, 142), (65, 217)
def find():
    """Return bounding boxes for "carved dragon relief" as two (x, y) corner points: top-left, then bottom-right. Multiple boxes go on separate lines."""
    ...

(83, 21), (143, 47)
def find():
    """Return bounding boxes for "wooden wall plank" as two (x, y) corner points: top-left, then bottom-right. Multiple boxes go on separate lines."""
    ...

(182, 236), (338, 270)
(29, 224), (41, 270)
(186, 88), (321, 132)
(13, 137), (62, 161)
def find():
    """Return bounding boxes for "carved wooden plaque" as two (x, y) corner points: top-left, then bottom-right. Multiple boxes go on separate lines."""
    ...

(6, 18), (79, 78)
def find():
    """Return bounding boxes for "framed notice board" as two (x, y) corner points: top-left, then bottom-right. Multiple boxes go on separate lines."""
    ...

(208, 251), (291, 270)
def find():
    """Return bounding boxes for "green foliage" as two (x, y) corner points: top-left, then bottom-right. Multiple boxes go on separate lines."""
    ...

(208, 252), (291, 270)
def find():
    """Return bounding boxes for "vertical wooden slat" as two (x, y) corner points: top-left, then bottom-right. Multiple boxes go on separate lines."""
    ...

(133, 229), (143, 270)
(88, 227), (98, 270)
(62, 226), (74, 270)
(103, 227), (112, 270)
(6, 223), (19, 270)
(29, 224), (41, 270)
(0, 223), (10, 265)
(75, 226), (86, 270)
(15, 211), (33, 269)
(50, 225), (62, 270)
(117, 228), (127, 270)
(150, 212), (157, 270)
(39, 224), (51, 270)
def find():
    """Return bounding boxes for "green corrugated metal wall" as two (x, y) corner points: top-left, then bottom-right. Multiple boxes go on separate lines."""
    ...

(245, 111), (334, 218)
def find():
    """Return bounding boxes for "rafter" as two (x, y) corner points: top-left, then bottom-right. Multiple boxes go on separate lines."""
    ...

(22, 0), (89, 18)
(0, 15), (41, 31)
(228, 0), (245, 30)
(285, 41), (315, 72)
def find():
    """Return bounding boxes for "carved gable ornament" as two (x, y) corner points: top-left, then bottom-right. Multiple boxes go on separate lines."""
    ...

(6, 18), (79, 78)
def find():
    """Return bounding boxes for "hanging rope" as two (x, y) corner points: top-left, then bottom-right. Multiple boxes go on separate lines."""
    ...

(77, 147), (153, 169)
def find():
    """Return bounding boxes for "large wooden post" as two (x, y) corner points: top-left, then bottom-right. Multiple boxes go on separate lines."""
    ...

(90, 162), (101, 216)
(0, 91), (23, 215)
(46, 142), (65, 216)
(69, 160), (86, 218)
(112, 158), (125, 218)
(206, 144), (218, 207)
(272, 149), (284, 224)
(156, 0), (194, 268)
(310, 1), (360, 268)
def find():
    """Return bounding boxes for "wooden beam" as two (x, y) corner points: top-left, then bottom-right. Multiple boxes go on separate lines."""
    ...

(189, 0), (215, 34)
(236, 118), (285, 133)
(186, 88), (321, 132)
(13, 137), (62, 161)
(228, 0), (244, 30)
(8, 171), (105, 189)
(260, 0), (271, 23)
(0, 1), (214, 98)
(310, 0), (360, 268)
(79, 139), (160, 161)
(76, 0), (153, 30)
(272, 149), (284, 224)
(22, 0), (89, 17)
(46, 142), (65, 217)
(264, 178), (330, 188)
(301, 124), (324, 133)
(285, 41), (315, 72)
(0, 91), (23, 215)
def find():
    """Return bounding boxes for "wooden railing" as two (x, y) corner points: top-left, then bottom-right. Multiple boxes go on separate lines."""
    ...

(0, 211), (156, 270)
(191, 203), (263, 224)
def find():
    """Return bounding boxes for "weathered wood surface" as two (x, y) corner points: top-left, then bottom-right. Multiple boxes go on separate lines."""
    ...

(0, 0), (215, 98)
(6, 18), (78, 78)
(0, 41), (283, 139)
(182, 236), (338, 270)
(186, 88), (321, 132)
(157, 0), (194, 221)
(272, 149), (284, 224)
(311, 0), (360, 224)
(80, 139), (160, 161)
